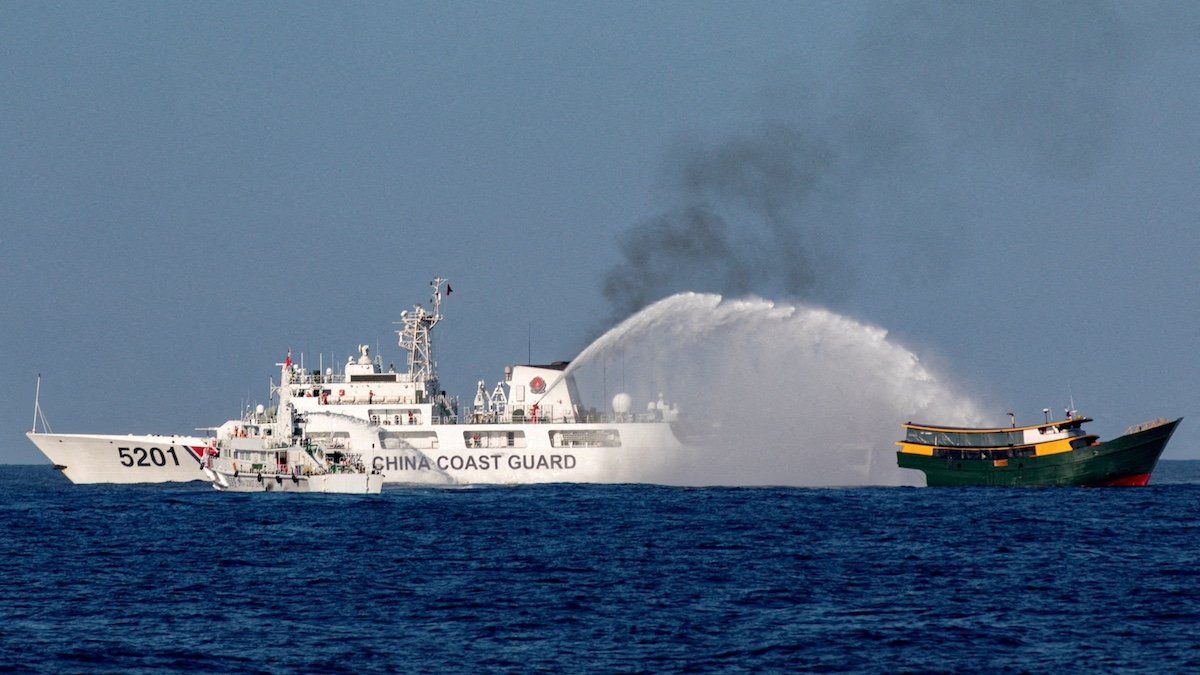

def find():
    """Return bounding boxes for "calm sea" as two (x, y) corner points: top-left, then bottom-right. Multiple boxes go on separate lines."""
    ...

(2, 462), (1199, 672)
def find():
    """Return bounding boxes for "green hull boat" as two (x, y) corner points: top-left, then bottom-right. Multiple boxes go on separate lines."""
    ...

(896, 416), (1181, 487)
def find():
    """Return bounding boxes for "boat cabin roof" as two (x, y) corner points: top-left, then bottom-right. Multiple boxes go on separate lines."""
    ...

(903, 417), (1091, 434)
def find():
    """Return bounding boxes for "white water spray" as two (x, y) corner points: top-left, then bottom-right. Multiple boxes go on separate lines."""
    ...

(568, 293), (985, 486)
(304, 411), (455, 483)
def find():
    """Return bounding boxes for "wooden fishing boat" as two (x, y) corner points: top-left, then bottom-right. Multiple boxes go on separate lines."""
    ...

(895, 414), (1181, 487)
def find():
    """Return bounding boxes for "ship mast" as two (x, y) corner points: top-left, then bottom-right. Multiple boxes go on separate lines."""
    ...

(32, 374), (41, 433)
(31, 374), (52, 434)
(395, 277), (447, 395)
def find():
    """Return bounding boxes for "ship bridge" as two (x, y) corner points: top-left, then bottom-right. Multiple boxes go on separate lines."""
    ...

(897, 416), (1098, 462)
(902, 417), (1092, 448)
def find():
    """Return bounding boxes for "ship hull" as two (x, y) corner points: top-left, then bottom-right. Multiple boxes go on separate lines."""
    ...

(26, 433), (212, 484)
(897, 419), (1180, 487)
(28, 422), (684, 486)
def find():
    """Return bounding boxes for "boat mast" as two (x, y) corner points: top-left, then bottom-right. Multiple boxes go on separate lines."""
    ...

(32, 374), (40, 433)
(31, 374), (51, 434)
(396, 277), (447, 395)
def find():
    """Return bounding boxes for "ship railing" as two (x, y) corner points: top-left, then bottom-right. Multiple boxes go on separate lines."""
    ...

(287, 373), (354, 385)
(287, 373), (346, 385)
(458, 412), (673, 425)
(231, 462), (288, 475)
(287, 372), (418, 385)
(326, 463), (366, 474)
(1124, 418), (1170, 435)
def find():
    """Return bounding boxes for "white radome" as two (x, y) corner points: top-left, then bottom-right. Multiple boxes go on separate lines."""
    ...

(612, 392), (632, 415)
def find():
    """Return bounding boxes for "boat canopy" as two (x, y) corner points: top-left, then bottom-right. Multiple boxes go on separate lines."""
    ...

(902, 418), (1092, 448)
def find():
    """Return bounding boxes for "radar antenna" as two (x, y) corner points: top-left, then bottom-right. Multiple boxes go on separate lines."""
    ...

(395, 277), (448, 395)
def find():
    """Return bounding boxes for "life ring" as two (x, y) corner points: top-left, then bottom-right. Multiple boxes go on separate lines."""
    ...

(339, 389), (346, 397)
(530, 376), (546, 394)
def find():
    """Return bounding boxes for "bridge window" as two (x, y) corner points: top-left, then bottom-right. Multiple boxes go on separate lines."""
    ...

(549, 429), (621, 448)
(463, 430), (525, 448)
(932, 446), (1035, 460)
(906, 429), (1024, 447)
(369, 408), (423, 425)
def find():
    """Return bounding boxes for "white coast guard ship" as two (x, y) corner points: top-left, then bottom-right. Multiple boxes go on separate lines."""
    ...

(27, 278), (685, 485)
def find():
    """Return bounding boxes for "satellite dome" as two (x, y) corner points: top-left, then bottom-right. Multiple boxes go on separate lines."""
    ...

(612, 393), (632, 415)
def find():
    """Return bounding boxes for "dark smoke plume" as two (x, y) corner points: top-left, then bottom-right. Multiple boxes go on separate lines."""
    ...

(603, 126), (833, 319)
(603, 125), (839, 324)
(602, 0), (1130, 324)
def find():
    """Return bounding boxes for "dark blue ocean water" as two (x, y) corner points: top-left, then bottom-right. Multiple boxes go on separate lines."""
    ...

(2, 463), (1200, 673)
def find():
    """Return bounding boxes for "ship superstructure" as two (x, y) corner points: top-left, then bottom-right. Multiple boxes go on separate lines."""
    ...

(28, 278), (684, 485)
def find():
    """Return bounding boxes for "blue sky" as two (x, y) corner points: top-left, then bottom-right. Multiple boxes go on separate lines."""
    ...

(2, 1), (1198, 462)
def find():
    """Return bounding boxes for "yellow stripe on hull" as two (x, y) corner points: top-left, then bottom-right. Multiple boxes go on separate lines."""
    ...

(896, 438), (1079, 457)
(1034, 439), (1075, 456)
(894, 442), (934, 456)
